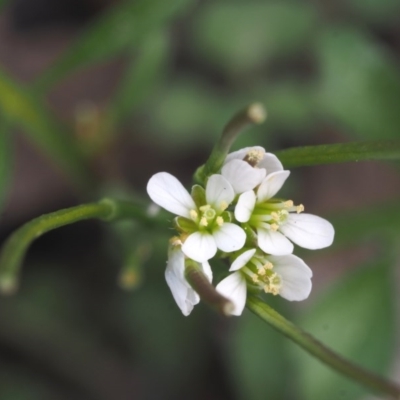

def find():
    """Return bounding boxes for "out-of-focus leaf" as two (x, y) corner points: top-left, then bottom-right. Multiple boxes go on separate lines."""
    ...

(250, 81), (317, 133)
(0, 264), (135, 400)
(346, 0), (400, 26)
(0, 69), (94, 191)
(108, 30), (169, 126)
(113, 234), (210, 399)
(192, 2), (317, 76)
(229, 307), (292, 400)
(35, 0), (193, 91)
(317, 28), (400, 140)
(149, 78), (232, 149)
(0, 116), (12, 211)
(292, 258), (395, 400)
(330, 201), (400, 248)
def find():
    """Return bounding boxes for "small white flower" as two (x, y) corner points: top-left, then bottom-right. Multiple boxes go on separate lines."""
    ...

(147, 172), (246, 262)
(165, 243), (212, 316)
(235, 171), (334, 255)
(216, 249), (313, 316)
(221, 146), (283, 194)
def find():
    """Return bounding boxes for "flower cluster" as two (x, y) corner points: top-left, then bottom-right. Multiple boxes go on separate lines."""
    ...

(147, 147), (334, 316)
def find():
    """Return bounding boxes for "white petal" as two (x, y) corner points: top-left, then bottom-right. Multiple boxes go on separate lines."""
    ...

(213, 223), (246, 253)
(182, 232), (217, 262)
(167, 245), (185, 279)
(165, 247), (199, 316)
(205, 174), (234, 210)
(201, 261), (213, 282)
(256, 170), (290, 203)
(147, 172), (196, 218)
(234, 190), (256, 222)
(268, 254), (312, 301)
(279, 213), (335, 250)
(224, 146), (265, 164)
(230, 248), (257, 271)
(257, 228), (294, 255)
(221, 159), (266, 194)
(216, 272), (247, 316)
(258, 152), (284, 174)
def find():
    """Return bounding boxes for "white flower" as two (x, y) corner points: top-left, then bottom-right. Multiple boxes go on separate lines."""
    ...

(235, 171), (334, 256)
(165, 244), (212, 316)
(216, 249), (313, 316)
(147, 172), (246, 262)
(221, 146), (283, 194)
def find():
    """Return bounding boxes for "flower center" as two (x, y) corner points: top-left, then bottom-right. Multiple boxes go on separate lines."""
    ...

(249, 199), (304, 231)
(243, 148), (265, 167)
(242, 258), (282, 295)
(189, 204), (226, 231)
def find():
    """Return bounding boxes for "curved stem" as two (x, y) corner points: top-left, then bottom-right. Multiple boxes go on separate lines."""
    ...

(0, 199), (168, 294)
(246, 295), (400, 399)
(194, 103), (266, 184)
(275, 139), (400, 168)
(185, 259), (233, 316)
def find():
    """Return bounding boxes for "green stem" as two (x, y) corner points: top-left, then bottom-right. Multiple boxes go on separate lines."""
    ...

(246, 295), (400, 399)
(0, 199), (168, 294)
(275, 140), (400, 168)
(194, 103), (266, 184)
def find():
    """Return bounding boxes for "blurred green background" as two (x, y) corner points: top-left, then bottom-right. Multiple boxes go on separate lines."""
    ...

(0, 0), (400, 399)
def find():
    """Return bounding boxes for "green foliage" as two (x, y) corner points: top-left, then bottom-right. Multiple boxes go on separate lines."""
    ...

(34, 0), (194, 91)
(275, 139), (400, 167)
(108, 31), (170, 126)
(293, 259), (395, 400)
(317, 28), (400, 139)
(331, 201), (400, 248)
(192, 1), (317, 76)
(0, 69), (93, 191)
(346, 0), (400, 25)
(0, 116), (12, 212)
(149, 78), (229, 149)
(229, 308), (292, 400)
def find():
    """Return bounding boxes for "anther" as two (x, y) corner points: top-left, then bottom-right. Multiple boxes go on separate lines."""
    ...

(243, 148), (265, 167)
(270, 223), (279, 231)
(200, 217), (208, 227)
(284, 200), (294, 208)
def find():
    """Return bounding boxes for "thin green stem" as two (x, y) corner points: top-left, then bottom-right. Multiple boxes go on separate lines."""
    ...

(246, 295), (400, 399)
(194, 103), (266, 184)
(0, 199), (168, 294)
(275, 140), (400, 168)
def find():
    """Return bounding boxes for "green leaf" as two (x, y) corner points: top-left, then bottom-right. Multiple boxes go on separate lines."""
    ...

(192, 2), (317, 76)
(293, 259), (396, 400)
(275, 140), (400, 168)
(330, 201), (400, 248)
(345, 0), (400, 26)
(149, 77), (227, 149)
(34, 0), (193, 91)
(317, 28), (400, 139)
(108, 30), (169, 126)
(0, 68), (94, 191)
(0, 115), (12, 211)
(229, 308), (291, 400)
